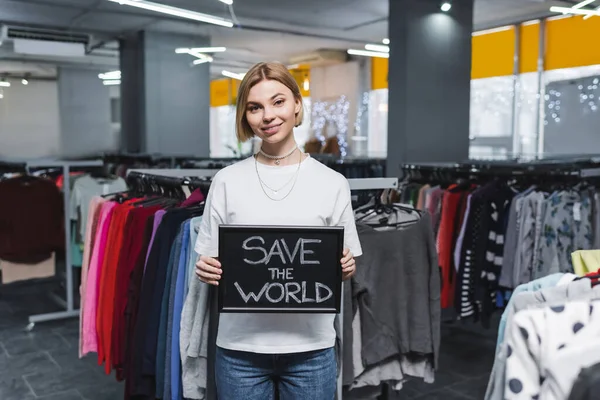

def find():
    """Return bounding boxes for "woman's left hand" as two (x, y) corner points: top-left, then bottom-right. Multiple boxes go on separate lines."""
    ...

(341, 248), (356, 280)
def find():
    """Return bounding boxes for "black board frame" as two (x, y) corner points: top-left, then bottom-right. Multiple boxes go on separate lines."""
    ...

(217, 225), (344, 313)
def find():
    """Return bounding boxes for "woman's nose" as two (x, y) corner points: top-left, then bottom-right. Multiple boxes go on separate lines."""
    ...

(263, 106), (275, 121)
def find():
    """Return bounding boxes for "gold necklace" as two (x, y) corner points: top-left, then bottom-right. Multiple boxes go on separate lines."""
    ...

(255, 151), (302, 201)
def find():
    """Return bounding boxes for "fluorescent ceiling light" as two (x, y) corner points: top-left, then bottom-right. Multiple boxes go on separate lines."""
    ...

(21, 79), (28, 85)
(193, 58), (211, 65)
(550, 6), (600, 16)
(219, 0), (233, 4)
(584, 5), (600, 19)
(222, 70), (245, 80)
(107, 0), (234, 28)
(103, 80), (121, 86)
(99, 70), (121, 80)
(347, 49), (389, 58)
(0, 81), (10, 87)
(382, 38), (390, 45)
(365, 44), (389, 53)
(176, 47), (226, 53)
(573, 0), (596, 9)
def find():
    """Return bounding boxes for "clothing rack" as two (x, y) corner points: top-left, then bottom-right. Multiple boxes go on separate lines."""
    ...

(9, 159), (105, 331)
(0, 161), (28, 174)
(400, 159), (600, 182)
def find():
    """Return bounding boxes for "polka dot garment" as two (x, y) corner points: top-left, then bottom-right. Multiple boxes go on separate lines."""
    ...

(504, 300), (600, 399)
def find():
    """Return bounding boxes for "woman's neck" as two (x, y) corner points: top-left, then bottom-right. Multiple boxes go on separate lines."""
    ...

(260, 134), (297, 157)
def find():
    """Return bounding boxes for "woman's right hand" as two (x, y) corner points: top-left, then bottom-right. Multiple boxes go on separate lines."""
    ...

(195, 255), (222, 286)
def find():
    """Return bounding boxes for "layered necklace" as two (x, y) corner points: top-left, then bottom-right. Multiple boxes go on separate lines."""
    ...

(255, 146), (302, 201)
(259, 144), (297, 165)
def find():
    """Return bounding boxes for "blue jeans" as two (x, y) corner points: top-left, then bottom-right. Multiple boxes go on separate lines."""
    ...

(215, 346), (337, 400)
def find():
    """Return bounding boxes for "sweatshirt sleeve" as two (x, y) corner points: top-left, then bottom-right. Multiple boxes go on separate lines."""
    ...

(332, 178), (363, 257)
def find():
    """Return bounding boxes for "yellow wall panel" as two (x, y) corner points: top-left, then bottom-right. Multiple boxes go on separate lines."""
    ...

(546, 16), (600, 71)
(210, 78), (231, 107)
(289, 67), (311, 97)
(471, 27), (515, 79)
(519, 22), (539, 73)
(371, 57), (389, 90)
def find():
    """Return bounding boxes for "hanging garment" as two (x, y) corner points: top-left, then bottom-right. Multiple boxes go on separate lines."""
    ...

(0, 254), (56, 284)
(166, 220), (191, 400)
(131, 209), (194, 398)
(0, 176), (64, 264)
(81, 201), (117, 356)
(79, 196), (106, 357)
(97, 202), (133, 373)
(70, 174), (127, 242)
(111, 205), (161, 377)
(572, 249), (600, 277)
(437, 185), (469, 309)
(156, 224), (185, 396)
(504, 301), (600, 400)
(485, 278), (595, 400)
(124, 211), (163, 395)
(535, 190), (594, 279)
(352, 215), (440, 375)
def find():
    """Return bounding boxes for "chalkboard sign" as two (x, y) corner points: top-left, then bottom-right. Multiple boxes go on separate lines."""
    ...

(218, 225), (344, 313)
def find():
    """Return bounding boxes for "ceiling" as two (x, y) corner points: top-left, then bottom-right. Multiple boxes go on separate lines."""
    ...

(0, 0), (577, 78)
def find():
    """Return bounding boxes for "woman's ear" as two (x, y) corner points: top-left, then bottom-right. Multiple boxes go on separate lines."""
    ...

(295, 98), (302, 115)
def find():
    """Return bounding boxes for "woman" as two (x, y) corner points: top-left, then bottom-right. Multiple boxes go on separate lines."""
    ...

(195, 61), (362, 399)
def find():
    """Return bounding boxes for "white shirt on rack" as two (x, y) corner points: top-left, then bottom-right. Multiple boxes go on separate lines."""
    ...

(195, 155), (363, 354)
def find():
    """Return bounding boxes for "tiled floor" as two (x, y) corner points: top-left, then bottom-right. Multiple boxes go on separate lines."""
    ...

(0, 280), (498, 399)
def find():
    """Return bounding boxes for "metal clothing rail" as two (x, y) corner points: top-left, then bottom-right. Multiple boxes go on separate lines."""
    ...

(19, 160), (105, 330)
(127, 168), (220, 178)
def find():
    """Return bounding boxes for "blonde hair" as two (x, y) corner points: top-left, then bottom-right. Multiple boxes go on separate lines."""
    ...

(235, 62), (304, 142)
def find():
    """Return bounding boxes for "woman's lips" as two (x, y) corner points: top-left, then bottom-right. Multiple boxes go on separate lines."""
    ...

(262, 123), (282, 135)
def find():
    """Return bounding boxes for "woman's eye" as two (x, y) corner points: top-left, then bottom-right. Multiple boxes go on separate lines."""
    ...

(274, 99), (284, 106)
(249, 106), (259, 112)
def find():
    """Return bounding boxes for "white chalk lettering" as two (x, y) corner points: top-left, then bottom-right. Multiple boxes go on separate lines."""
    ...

(268, 268), (286, 280)
(265, 283), (285, 303)
(300, 238), (322, 265)
(267, 268), (295, 280)
(285, 282), (301, 303)
(302, 281), (315, 303)
(242, 236), (268, 265)
(281, 238), (302, 264)
(266, 240), (286, 265)
(234, 281), (269, 303)
(234, 281), (333, 304)
(315, 282), (333, 303)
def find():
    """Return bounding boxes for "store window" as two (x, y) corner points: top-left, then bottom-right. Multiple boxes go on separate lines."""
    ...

(515, 72), (540, 159)
(367, 89), (388, 158)
(470, 76), (514, 138)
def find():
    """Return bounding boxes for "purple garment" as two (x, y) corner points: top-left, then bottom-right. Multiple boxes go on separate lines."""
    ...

(181, 189), (205, 207)
(144, 210), (167, 274)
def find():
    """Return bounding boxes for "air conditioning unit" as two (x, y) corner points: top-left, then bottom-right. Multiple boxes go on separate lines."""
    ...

(0, 25), (90, 45)
(288, 49), (347, 67)
(0, 25), (90, 57)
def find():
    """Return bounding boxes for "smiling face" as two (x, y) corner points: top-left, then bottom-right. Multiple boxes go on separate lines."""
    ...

(244, 79), (302, 145)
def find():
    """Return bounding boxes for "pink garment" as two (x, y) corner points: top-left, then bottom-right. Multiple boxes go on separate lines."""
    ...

(81, 201), (116, 357)
(79, 196), (106, 358)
